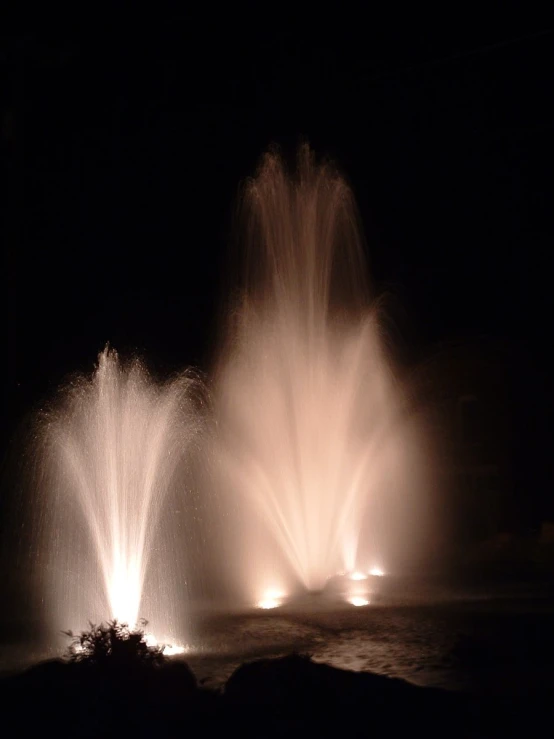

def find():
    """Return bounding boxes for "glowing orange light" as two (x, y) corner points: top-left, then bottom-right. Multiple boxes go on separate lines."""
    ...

(145, 632), (187, 655)
(257, 588), (285, 609)
(162, 644), (186, 656)
(348, 596), (369, 607)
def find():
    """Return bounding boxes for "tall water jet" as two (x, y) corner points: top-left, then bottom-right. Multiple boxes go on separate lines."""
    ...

(34, 347), (201, 643)
(213, 146), (434, 603)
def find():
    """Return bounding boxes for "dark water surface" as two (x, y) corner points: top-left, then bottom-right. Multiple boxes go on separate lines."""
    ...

(3, 578), (554, 698)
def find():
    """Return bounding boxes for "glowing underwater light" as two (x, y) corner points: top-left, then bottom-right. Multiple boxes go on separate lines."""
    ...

(348, 596), (369, 607)
(162, 644), (186, 656)
(257, 588), (285, 609)
(145, 632), (187, 656)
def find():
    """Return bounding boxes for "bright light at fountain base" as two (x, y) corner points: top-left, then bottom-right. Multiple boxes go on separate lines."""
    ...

(162, 644), (186, 656)
(369, 567), (385, 577)
(348, 596), (369, 607)
(144, 633), (187, 656)
(256, 588), (285, 610)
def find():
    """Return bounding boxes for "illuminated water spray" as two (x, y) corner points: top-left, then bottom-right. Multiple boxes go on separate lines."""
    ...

(214, 146), (432, 603)
(37, 347), (200, 643)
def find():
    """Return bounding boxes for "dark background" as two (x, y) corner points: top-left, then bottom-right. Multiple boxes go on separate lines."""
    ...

(2, 13), (553, 528)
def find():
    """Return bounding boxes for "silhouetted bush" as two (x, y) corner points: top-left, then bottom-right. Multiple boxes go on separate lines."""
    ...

(63, 618), (166, 668)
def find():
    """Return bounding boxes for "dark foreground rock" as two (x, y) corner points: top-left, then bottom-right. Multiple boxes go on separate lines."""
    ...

(0, 653), (551, 737)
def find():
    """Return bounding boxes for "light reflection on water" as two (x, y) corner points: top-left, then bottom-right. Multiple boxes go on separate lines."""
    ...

(184, 594), (554, 695)
(4, 590), (554, 697)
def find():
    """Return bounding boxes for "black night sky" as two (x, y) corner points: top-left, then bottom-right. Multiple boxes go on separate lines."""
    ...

(2, 16), (554, 518)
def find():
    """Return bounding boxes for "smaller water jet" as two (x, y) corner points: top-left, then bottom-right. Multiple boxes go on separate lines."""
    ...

(35, 346), (201, 644)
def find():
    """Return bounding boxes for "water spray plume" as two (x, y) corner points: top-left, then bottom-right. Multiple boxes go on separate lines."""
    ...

(36, 347), (200, 640)
(27, 144), (434, 647)
(214, 146), (432, 599)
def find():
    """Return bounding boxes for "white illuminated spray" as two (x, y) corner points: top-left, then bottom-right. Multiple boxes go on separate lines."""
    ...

(37, 347), (200, 645)
(214, 146), (432, 603)
(30, 145), (435, 643)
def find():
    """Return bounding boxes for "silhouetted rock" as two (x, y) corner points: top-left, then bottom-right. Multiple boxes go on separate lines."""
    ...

(0, 652), (547, 737)
(224, 653), (473, 736)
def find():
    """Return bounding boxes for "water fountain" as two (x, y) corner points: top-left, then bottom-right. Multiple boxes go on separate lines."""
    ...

(34, 347), (201, 647)
(212, 146), (433, 606)
(19, 145), (435, 660)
